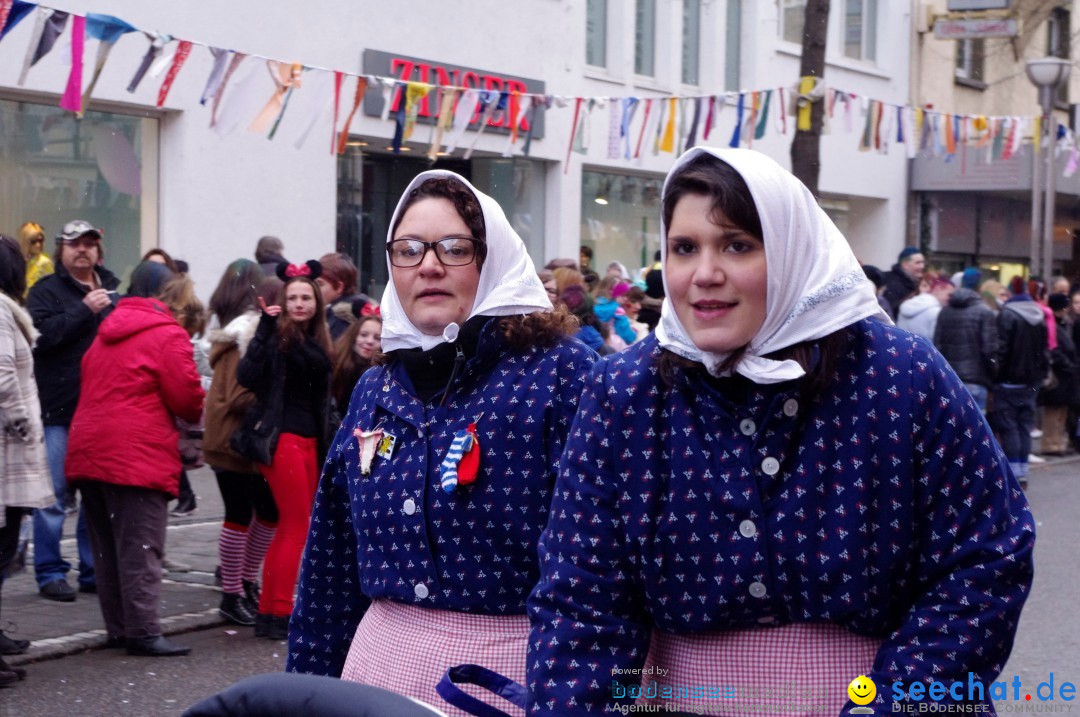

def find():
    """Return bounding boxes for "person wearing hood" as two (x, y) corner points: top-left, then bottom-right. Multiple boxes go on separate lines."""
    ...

(64, 261), (205, 657)
(881, 247), (925, 319)
(287, 171), (596, 712)
(992, 279), (1051, 489)
(933, 268), (998, 413)
(1037, 293), (1079, 455)
(592, 277), (638, 349)
(526, 149), (1033, 716)
(896, 276), (953, 342)
(203, 260), (280, 629)
(26, 220), (120, 602)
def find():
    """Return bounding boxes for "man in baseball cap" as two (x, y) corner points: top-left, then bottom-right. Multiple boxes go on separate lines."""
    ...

(26, 218), (118, 602)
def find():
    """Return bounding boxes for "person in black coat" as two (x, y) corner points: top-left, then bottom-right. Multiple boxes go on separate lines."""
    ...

(235, 261), (332, 639)
(1038, 293), (1079, 454)
(881, 247), (925, 319)
(26, 220), (119, 602)
(933, 269), (998, 413)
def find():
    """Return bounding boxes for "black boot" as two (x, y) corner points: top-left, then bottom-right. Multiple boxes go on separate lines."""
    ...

(0, 656), (26, 681)
(219, 593), (256, 626)
(0, 631), (29, 656)
(242, 579), (260, 612)
(254, 612), (271, 638)
(265, 615), (289, 641)
(126, 635), (191, 657)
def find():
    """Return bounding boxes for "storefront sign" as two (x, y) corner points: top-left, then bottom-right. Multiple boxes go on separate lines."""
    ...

(362, 50), (545, 137)
(934, 18), (1017, 39)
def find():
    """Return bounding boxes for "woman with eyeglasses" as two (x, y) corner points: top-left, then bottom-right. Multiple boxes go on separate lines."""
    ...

(17, 222), (53, 293)
(288, 172), (595, 714)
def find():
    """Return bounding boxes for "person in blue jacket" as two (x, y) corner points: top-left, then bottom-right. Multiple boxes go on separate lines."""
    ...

(288, 171), (595, 714)
(526, 148), (1035, 716)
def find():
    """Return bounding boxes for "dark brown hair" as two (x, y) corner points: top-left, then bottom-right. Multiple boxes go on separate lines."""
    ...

(209, 259), (263, 327)
(277, 276), (332, 356)
(319, 252), (358, 295)
(390, 177), (487, 268)
(141, 248), (179, 274)
(332, 315), (381, 406)
(0, 235), (27, 302)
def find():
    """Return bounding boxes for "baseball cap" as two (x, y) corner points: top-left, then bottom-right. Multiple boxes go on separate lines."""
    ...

(58, 220), (103, 243)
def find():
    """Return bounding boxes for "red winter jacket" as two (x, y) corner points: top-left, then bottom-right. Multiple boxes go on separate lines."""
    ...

(66, 297), (205, 497)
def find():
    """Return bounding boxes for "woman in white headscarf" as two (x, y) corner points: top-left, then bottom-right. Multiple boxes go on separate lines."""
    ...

(288, 171), (595, 714)
(526, 148), (1034, 715)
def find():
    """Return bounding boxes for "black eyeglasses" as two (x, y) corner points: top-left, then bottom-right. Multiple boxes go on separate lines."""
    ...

(387, 236), (481, 268)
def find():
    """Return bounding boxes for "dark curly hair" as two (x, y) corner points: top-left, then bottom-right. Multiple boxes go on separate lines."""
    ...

(390, 177), (488, 268)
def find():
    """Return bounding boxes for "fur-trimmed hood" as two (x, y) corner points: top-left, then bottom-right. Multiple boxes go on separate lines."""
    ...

(208, 311), (260, 367)
(0, 292), (39, 348)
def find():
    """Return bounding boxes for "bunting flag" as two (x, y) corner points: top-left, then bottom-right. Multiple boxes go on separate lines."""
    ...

(292, 67), (332, 150)
(330, 71), (343, 154)
(944, 114), (956, 157)
(606, 100), (621, 159)
(1065, 145), (1079, 179)
(250, 62), (302, 134)
(703, 95), (715, 141)
(127, 32), (167, 92)
(200, 47), (231, 104)
(776, 88), (787, 136)
(463, 90), (501, 159)
(796, 76), (815, 131)
(652, 96), (666, 155)
(156, 40), (192, 107)
(268, 66), (304, 140)
(78, 14), (138, 117)
(660, 97), (676, 153)
(522, 95), (549, 157)
(620, 97), (639, 159)
(19, 9), (68, 86)
(874, 101), (885, 151)
(729, 93), (744, 148)
(58, 15), (85, 113)
(575, 98), (596, 156)
(1033, 115), (1041, 153)
(685, 97), (701, 151)
(634, 98), (652, 159)
(564, 96), (582, 174)
(0, 0), (35, 42)
(754, 90), (771, 140)
(403, 81), (431, 141)
(210, 52), (246, 127)
(745, 92), (759, 148)
(445, 88), (479, 153)
(337, 75), (368, 154)
(428, 87), (457, 160)
(502, 91), (531, 157)
(379, 78), (396, 121)
(1001, 118), (1016, 160)
(676, 98), (688, 153)
(859, 100), (873, 152)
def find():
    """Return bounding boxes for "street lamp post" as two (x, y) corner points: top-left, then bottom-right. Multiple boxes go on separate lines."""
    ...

(1026, 57), (1071, 279)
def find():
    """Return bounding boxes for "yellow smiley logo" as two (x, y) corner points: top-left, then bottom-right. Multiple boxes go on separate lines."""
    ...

(848, 675), (876, 706)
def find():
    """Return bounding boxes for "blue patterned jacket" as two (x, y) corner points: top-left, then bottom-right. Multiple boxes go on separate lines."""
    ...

(288, 319), (596, 676)
(527, 320), (1035, 715)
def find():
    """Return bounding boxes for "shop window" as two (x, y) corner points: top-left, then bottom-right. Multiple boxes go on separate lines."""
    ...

(955, 39), (985, 87)
(843, 0), (877, 63)
(0, 99), (156, 287)
(781, 0), (806, 44)
(586, 0), (607, 69)
(581, 170), (663, 279)
(682, 0), (701, 85)
(635, 0), (656, 77)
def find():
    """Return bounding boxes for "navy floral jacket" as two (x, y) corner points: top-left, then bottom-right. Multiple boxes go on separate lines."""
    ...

(288, 319), (595, 677)
(527, 320), (1035, 715)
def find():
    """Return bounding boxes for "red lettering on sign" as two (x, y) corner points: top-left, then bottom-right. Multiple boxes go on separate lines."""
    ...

(505, 80), (530, 131)
(416, 63), (433, 116)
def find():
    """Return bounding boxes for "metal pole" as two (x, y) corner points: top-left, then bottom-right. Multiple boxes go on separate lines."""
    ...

(1031, 115), (1043, 278)
(1043, 109), (1058, 281)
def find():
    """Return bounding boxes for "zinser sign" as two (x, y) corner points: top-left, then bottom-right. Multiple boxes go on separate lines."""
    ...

(362, 50), (545, 138)
(934, 18), (1018, 39)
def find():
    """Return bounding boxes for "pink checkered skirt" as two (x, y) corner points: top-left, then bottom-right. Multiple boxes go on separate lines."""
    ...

(637, 623), (880, 717)
(341, 599), (529, 717)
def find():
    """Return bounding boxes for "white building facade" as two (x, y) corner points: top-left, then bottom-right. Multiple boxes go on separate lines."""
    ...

(0, 0), (911, 298)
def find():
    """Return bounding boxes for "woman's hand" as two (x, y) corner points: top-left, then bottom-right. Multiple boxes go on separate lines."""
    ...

(258, 296), (282, 317)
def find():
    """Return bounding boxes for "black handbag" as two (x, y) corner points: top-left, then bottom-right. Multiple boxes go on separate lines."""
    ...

(229, 404), (279, 466)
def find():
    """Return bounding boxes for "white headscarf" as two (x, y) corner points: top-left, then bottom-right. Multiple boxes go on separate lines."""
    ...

(655, 147), (890, 384)
(379, 170), (552, 352)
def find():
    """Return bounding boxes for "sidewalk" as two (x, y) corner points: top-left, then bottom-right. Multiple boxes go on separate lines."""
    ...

(4, 466), (227, 667)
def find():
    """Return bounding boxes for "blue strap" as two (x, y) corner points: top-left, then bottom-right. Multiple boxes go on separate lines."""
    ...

(435, 664), (527, 717)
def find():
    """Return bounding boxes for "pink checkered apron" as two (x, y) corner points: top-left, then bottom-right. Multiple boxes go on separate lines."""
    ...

(637, 623), (880, 717)
(341, 599), (529, 717)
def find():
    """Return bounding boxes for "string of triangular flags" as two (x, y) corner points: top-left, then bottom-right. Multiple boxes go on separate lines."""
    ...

(2, 0), (1076, 174)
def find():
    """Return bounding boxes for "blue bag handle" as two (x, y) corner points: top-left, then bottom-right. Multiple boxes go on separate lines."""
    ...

(435, 664), (528, 717)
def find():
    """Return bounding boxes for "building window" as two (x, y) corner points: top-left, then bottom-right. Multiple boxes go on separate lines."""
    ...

(955, 38), (985, 85)
(726, 0), (742, 91)
(586, 0), (607, 68)
(635, 0), (656, 77)
(0, 99), (156, 288)
(1048, 7), (1070, 105)
(781, 0), (806, 44)
(682, 0), (701, 85)
(843, 0), (877, 62)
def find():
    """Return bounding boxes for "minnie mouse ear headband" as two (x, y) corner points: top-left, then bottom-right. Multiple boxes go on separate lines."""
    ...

(276, 260), (322, 282)
(351, 297), (381, 319)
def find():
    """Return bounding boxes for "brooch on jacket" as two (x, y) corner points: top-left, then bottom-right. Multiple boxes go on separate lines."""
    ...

(353, 422), (395, 475)
(440, 414), (483, 492)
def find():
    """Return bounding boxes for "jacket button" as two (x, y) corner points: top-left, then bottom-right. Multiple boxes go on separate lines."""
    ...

(760, 457), (780, 476)
(783, 398), (799, 417)
(417, 428), (425, 438)
(739, 419), (756, 436)
(739, 520), (757, 538)
(403, 498), (416, 516)
(748, 581), (767, 599)
(757, 616), (776, 624)
(414, 583), (429, 599)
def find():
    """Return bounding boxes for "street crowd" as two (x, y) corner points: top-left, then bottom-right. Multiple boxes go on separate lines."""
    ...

(0, 148), (1038, 716)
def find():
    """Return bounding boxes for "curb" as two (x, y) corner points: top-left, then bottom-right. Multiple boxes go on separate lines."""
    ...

(7, 603), (227, 667)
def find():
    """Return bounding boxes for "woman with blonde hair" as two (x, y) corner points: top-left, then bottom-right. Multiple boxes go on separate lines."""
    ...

(17, 222), (53, 291)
